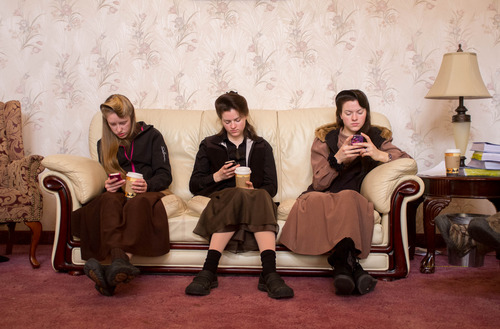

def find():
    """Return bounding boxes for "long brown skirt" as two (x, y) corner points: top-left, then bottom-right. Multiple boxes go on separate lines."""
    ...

(280, 190), (374, 259)
(73, 191), (169, 261)
(193, 187), (278, 253)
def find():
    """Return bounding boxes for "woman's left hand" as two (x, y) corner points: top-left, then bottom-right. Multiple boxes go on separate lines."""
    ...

(359, 133), (391, 163)
(131, 178), (148, 194)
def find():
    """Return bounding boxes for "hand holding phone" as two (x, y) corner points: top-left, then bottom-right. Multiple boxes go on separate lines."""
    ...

(224, 160), (236, 168)
(109, 173), (123, 181)
(351, 134), (364, 145)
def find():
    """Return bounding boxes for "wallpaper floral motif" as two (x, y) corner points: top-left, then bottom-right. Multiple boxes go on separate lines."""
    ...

(1, 0), (499, 229)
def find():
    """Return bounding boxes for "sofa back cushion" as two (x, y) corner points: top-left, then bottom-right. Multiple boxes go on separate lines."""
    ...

(88, 108), (392, 203)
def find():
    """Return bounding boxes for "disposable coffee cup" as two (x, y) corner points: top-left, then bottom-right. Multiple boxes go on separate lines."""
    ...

(125, 172), (143, 198)
(234, 166), (251, 188)
(444, 149), (461, 176)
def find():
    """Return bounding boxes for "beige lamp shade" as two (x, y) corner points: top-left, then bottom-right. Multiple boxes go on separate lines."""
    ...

(425, 52), (491, 99)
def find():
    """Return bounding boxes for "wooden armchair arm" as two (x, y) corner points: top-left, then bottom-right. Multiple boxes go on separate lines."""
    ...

(6, 155), (45, 193)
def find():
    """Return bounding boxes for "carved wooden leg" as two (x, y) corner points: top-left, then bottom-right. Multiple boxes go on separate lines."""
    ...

(420, 196), (451, 274)
(5, 222), (16, 254)
(24, 221), (42, 269)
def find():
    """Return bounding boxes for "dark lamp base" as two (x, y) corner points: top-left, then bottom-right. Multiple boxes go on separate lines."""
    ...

(460, 156), (466, 168)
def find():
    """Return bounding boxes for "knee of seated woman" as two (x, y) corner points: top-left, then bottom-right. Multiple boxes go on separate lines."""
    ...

(101, 191), (127, 203)
(337, 189), (363, 198)
(124, 193), (151, 205)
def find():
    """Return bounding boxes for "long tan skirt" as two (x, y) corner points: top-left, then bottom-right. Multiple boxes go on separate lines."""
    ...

(194, 187), (278, 253)
(73, 191), (169, 261)
(280, 190), (374, 259)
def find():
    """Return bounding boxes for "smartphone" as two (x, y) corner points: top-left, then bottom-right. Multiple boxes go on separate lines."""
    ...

(225, 160), (236, 168)
(351, 134), (364, 145)
(109, 173), (123, 181)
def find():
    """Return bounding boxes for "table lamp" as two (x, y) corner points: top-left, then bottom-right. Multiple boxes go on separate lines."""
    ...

(425, 44), (491, 167)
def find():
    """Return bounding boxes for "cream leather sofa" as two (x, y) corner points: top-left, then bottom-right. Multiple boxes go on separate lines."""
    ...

(41, 107), (424, 279)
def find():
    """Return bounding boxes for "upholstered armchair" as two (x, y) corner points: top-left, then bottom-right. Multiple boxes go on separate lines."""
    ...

(0, 100), (45, 268)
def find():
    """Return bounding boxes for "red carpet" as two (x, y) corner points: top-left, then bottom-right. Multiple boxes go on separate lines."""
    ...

(1, 244), (499, 329)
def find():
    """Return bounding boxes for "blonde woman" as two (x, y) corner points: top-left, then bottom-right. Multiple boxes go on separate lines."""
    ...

(73, 94), (172, 296)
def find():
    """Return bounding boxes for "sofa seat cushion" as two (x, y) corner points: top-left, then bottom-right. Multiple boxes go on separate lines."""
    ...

(186, 195), (211, 216)
(168, 214), (289, 244)
(161, 194), (187, 218)
(168, 214), (386, 247)
(168, 214), (208, 243)
(180, 195), (385, 246)
(277, 199), (295, 221)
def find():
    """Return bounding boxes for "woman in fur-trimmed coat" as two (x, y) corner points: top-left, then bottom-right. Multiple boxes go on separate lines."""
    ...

(280, 89), (411, 296)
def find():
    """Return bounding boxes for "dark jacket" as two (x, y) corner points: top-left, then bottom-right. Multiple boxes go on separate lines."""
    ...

(306, 126), (387, 194)
(325, 126), (386, 192)
(189, 134), (278, 198)
(98, 122), (172, 192)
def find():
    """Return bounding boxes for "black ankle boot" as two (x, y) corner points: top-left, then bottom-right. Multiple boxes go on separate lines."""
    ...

(352, 262), (377, 295)
(327, 237), (358, 295)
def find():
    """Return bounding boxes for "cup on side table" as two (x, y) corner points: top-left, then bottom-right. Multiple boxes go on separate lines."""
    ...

(445, 148), (461, 176)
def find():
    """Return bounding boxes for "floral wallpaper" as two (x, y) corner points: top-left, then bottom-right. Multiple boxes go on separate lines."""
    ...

(1, 0), (499, 231)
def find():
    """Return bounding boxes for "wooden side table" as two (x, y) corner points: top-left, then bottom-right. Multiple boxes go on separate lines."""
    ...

(413, 175), (500, 273)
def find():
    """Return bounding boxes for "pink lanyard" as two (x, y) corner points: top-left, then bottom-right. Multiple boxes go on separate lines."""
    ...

(122, 126), (143, 172)
(122, 141), (135, 172)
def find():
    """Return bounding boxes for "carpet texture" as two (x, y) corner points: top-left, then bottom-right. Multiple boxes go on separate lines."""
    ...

(1, 244), (498, 329)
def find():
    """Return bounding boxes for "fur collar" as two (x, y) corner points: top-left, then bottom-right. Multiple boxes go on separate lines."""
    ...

(314, 123), (392, 142)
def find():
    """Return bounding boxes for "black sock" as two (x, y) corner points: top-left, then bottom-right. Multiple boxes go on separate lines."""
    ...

(260, 249), (276, 277)
(202, 249), (222, 274)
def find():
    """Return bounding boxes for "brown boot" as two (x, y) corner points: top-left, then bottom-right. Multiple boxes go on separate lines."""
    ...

(84, 258), (115, 296)
(105, 248), (140, 286)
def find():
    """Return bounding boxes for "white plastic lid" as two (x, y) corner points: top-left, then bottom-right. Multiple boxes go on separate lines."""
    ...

(126, 172), (143, 179)
(234, 166), (251, 175)
(445, 149), (461, 154)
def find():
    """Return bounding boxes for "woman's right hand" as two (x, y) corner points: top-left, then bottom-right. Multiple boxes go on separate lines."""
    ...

(335, 135), (365, 164)
(213, 162), (240, 183)
(105, 177), (126, 192)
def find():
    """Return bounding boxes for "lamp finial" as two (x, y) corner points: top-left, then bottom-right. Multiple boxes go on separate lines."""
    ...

(457, 44), (463, 52)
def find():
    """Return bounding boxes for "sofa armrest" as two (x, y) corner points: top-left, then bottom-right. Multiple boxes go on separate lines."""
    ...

(42, 154), (107, 205)
(360, 158), (419, 214)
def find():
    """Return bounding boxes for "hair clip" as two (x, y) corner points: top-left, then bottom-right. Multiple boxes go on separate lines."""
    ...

(226, 90), (238, 94)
